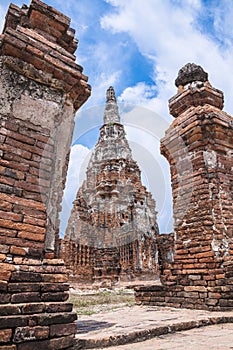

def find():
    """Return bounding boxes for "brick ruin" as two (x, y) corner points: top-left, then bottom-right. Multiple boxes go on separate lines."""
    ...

(0, 0), (91, 349)
(0, 2), (232, 349)
(60, 87), (159, 285)
(135, 63), (233, 310)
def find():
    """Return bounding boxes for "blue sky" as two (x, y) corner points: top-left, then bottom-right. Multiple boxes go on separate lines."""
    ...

(1, 0), (233, 236)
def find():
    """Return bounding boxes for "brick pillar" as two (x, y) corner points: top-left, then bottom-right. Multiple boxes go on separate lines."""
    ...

(135, 63), (233, 310)
(0, 0), (90, 349)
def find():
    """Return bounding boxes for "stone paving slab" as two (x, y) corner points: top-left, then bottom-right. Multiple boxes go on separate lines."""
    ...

(73, 305), (233, 349)
(92, 323), (233, 350)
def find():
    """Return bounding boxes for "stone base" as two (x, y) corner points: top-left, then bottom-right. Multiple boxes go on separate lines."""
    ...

(0, 258), (77, 349)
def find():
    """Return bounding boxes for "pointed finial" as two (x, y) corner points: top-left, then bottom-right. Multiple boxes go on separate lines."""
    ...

(106, 86), (116, 102)
(104, 86), (120, 124)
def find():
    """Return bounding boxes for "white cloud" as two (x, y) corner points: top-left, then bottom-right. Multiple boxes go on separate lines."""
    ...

(87, 71), (121, 108)
(119, 83), (156, 104)
(101, 0), (233, 115)
(121, 105), (173, 232)
(118, 82), (171, 121)
(59, 144), (91, 236)
(213, 0), (233, 43)
(63, 144), (91, 204)
(76, 40), (125, 110)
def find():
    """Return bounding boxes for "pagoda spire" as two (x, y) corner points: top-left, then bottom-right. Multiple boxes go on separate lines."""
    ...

(106, 86), (117, 102)
(104, 86), (121, 124)
(62, 84), (159, 284)
(88, 86), (132, 164)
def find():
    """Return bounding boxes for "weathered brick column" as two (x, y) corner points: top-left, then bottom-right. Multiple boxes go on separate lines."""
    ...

(0, 0), (90, 349)
(135, 63), (233, 310)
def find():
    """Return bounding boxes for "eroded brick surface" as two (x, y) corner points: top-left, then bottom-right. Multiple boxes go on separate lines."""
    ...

(136, 63), (233, 310)
(60, 87), (159, 285)
(0, 0), (90, 348)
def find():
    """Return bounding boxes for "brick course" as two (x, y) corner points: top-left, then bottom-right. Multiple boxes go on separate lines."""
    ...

(60, 87), (159, 284)
(136, 63), (233, 310)
(0, 0), (90, 349)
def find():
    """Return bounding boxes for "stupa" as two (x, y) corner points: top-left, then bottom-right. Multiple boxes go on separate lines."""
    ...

(60, 87), (159, 284)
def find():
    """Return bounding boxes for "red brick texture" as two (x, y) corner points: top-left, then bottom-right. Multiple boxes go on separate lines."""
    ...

(0, 0), (90, 349)
(60, 87), (159, 285)
(1, 0), (90, 110)
(135, 63), (233, 310)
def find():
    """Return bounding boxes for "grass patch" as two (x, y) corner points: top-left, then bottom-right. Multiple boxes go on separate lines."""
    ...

(69, 289), (135, 315)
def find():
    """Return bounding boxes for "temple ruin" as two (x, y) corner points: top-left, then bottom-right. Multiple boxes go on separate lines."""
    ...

(0, 0), (91, 349)
(0, 0), (233, 348)
(136, 63), (233, 310)
(60, 87), (159, 284)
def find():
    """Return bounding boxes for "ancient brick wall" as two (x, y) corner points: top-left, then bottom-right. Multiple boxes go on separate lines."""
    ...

(136, 63), (233, 310)
(60, 87), (159, 285)
(0, 0), (90, 349)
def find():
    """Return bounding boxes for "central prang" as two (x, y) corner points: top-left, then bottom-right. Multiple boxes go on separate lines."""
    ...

(60, 86), (159, 285)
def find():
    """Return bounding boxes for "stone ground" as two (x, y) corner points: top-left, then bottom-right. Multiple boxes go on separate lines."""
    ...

(92, 323), (233, 349)
(74, 305), (233, 349)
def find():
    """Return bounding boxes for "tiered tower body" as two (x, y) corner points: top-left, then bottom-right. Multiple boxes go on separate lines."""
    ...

(61, 87), (159, 284)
